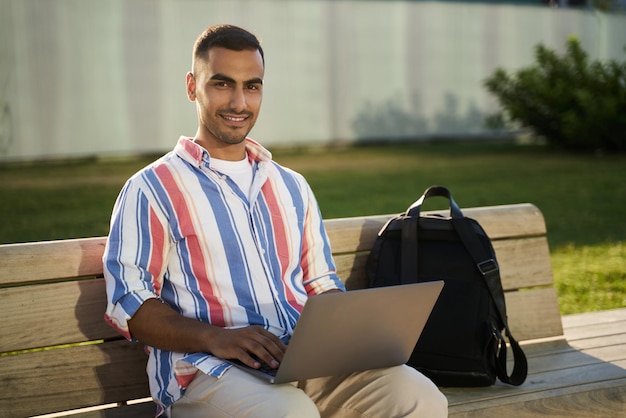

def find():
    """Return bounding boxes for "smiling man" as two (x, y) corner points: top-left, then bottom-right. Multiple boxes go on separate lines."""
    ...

(186, 43), (263, 154)
(103, 24), (447, 418)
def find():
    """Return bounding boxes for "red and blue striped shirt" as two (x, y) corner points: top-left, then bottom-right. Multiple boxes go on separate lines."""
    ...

(103, 137), (344, 414)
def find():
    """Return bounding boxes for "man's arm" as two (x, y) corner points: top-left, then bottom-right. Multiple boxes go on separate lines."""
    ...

(128, 299), (287, 369)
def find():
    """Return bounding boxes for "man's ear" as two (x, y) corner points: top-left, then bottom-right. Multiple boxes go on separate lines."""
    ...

(186, 72), (196, 101)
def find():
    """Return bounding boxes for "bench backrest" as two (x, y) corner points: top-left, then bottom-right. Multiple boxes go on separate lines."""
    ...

(0, 203), (563, 417)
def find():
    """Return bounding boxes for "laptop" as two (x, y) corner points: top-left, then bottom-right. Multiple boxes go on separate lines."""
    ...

(228, 281), (444, 384)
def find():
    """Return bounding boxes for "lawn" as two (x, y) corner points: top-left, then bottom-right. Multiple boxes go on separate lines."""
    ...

(1, 140), (624, 314)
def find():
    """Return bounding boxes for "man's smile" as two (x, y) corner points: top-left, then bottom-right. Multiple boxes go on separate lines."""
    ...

(220, 112), (252, 127)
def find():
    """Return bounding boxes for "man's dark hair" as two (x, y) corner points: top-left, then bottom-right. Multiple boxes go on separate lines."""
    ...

(192, 24), (264, 69)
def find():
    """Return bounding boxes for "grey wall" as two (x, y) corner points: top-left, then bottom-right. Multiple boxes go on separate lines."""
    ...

(1, 0), (625, 161)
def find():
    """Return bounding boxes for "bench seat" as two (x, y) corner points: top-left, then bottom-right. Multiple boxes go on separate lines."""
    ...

(1, 203), (624, 417)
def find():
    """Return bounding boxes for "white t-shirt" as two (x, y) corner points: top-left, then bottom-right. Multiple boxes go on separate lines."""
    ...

(210, 153), (253, 198)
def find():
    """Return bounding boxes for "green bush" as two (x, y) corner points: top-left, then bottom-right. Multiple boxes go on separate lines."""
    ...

(484, 37), (626, 153)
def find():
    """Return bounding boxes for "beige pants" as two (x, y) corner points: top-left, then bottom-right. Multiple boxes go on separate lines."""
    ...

(169, 365), (448, 418)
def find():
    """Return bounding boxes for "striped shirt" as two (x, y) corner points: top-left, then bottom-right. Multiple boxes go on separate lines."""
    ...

(103, 136), (345, 415)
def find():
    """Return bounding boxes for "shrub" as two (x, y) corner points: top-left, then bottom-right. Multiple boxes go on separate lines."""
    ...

(484, 37), (626, 153)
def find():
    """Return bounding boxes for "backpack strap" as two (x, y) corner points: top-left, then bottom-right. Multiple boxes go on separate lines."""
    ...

(401, 186), (463, 284)
(451, 217), (528, 386)
(401, 215), (418, 285)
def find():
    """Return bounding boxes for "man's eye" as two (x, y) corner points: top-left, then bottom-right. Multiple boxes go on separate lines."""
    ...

(248, 84), (261, 91)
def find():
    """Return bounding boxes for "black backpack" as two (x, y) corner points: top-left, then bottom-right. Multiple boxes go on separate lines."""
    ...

(366, 186), (527, 387)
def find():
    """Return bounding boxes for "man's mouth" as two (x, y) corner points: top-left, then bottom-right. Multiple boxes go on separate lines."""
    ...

(219, 111), (252, 127)
(222, 115), (247, 122)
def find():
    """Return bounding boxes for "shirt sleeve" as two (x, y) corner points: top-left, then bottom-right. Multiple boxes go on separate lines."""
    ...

(300, 181), (346, 296)
(103, 176), (169, 341)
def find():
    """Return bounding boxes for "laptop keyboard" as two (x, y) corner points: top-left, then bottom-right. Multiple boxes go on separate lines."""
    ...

(230, 358), (278, 376)
(256, 361), (278, 376)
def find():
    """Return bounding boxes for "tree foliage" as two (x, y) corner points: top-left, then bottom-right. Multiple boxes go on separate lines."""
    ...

(484, 37), (626, 153)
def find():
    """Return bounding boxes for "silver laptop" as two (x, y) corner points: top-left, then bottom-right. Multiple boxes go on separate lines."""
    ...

(228, 281), (444, 384)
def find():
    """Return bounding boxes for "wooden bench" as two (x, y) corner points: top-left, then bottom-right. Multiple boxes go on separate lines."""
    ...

(1, 203), (624, 417)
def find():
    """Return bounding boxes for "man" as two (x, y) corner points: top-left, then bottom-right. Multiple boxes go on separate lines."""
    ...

(103, 24), (447, 417)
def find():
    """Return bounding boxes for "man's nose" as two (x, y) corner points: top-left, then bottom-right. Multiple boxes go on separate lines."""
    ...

(230, 87), (246, 112)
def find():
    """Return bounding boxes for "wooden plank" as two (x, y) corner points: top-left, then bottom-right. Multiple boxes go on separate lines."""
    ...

(0, 237), (106, 286)
(61, 401), (156, 418)
(335, 259), (562, 342)
(564, 317), (626, 342)
(519, 332), (626, 365)
(325, 214), (392, 254)
(333, 236), (555, 292)
(505, 288), (564, 341)
(34, 380), (626, 418)
(524, 343), (626, 375)
(0, 204), (545, 287)
(333, 252), (369, 290)
(459, 204), (547, 240)
(0, 278), (119, 352)
(0, 340), (149, 418)
(561, 307), (626, 329)
(494, 237), (554, 289)
(447, 379), (626, 417)
(324, 203), (546, 255)
(564, 332), (626, 353)
(444, 359), (626, 405)
(519, 339), (572, 357)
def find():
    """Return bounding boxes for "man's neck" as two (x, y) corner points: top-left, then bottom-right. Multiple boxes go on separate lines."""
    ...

(193, 136), (247, 161)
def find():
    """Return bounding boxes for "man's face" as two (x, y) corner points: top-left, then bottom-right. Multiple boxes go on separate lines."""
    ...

(187, 47), (264, 149)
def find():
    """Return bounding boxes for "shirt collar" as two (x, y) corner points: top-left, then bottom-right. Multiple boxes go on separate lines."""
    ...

(174, 136), (273, 169)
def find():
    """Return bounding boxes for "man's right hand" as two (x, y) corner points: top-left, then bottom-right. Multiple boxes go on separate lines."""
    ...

(206, 325), (286, 369)
(128, 298), (286, 369)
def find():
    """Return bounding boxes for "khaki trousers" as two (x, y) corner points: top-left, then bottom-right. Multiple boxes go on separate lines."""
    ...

(169, 365), (448, 418)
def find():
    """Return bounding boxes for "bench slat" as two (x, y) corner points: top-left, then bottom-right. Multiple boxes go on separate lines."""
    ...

(494, 237), (553, 289)
(445, 359), (626, 407)
(443, 354), (626, 409)
(334, 236), (554, 292)
(0, 237), (106, 286)
(455, 203), (547, 240)
(447, 378), (626, 417)
(446, 364), (626, 408)
(562, 308), (626, 351)
(530, 343), (626, 375)
(66, 401), (156, 418)
(0, 278), (118, 353)
(325, 203), (547, 254)
(0, 284), (562, 358)
(0, 204), (545, 287)
(0, 340), (149, 418)
(561, 307), (626, 331)
(506, 287), (563, 341)
(0, 244), (558, 354)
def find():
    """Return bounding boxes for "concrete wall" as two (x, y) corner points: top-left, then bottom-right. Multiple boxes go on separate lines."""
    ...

(1, 0), (625, 161)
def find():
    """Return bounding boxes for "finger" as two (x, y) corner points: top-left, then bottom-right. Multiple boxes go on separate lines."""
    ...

(237, 349), (263, 369)
(246, 341), (281, 369)
(256, 328), (287, 356)
(246, 328), (286, 367)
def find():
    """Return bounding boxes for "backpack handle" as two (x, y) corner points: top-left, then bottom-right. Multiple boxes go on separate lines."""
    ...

(406, 185), (464, 219)
(401, 186), (462, 283)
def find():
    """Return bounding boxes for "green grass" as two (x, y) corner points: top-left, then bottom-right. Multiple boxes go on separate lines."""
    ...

(1, 140), (624, 315)
(552, 242), (625, 315)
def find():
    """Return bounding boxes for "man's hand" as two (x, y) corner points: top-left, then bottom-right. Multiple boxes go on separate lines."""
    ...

(128, 299), (286, 369)
(206, 326), (286, 369)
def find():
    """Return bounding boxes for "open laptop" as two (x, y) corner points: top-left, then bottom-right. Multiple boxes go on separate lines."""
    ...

(228, 281), (444, 384)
